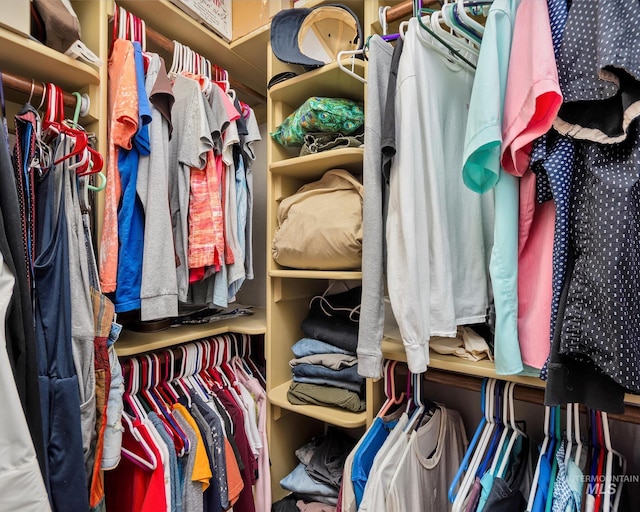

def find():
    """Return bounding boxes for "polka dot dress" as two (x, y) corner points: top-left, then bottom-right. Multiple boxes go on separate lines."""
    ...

(560, 122), (640, 394)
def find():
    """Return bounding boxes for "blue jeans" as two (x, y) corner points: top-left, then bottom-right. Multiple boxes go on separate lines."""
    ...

(291, 337), (354, 358)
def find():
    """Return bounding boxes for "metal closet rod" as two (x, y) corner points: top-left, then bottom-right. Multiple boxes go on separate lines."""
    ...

(423, 368), (640, 425)
(2, 71), (83, 110)
(385, 0), (442, 23)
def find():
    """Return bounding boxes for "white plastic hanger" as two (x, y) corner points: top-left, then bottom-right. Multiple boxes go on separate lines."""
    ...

(337, 49), (367, 84)
(497, 382), (526, 478)
(430, 10), (479, 56)
(565, 403), (574, 466)
(456, 0), (485, 36)
(573, 403), (583, 468)
(120, 411), (158, 471)
(489, 381), (512, 475)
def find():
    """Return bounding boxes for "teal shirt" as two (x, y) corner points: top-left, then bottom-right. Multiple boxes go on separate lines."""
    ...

(462, 0), (528, 375)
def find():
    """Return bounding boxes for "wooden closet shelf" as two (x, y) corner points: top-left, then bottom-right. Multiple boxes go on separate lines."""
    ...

(115, 308), (266, 357)
(269, 269), (362, 280)
(381, 337), (640, 412)
(268, 60), (366, 105)
(270, 148), (364, 179)
(0, 27), (100, 91)
(268, 380), (368, 429)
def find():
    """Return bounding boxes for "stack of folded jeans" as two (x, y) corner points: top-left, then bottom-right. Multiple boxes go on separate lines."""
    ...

(280, 429), (356, 507)
(287, 286), (365, 412)
(287, 338), (365, 412)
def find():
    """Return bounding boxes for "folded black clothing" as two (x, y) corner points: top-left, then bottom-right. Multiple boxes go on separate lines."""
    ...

(300, 315), (359, 353)
(309, 285), (362, 322)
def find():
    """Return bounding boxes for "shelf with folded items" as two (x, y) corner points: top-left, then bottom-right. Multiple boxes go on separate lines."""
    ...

(268, 379), (368, 429)
(115, 308), (266, 357)
(0, 26), (100, 92)
(269, 147), (364, 180)
(381, 336), (640, 409)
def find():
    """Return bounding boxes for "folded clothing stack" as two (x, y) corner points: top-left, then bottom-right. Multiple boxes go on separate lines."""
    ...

(280, 428), (357, 507)
(287, 286), (365, 412)
(287, 338), (365, 412)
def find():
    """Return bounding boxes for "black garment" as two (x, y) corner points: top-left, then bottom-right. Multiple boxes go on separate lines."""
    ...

(300, 314), (359, 353)
(545, 246), (626, 413)
(0, 105), (45, 477)
(209, 392), (245, 472)
(381, 37), (404, 182)
(553, 120), (640, 400)
(301, 287), (361, 352)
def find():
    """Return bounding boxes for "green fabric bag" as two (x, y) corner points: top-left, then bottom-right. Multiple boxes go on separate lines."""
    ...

(271, 97), (364, 147)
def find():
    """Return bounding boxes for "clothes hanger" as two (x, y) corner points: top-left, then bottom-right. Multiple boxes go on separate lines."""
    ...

(449, 378), (489, 503)
(337, 49), (367, 84)
(452, 378), (497, 511)
(455, 0), (485, 36)
(565, 403), (574, 466)
(452, 378), (498, 512)
(527, 405), (552, 511)
(476, 380), (505, 475)
(429, 9), (480, 56)
(441, 2), (482, 45)
(497, 382), (527, 478)
(572, 403), (583, 468)
(417, 12), (477, 71)
(487, 381), (511, 476)
(377, 360), (406, 417)
(120, 411), (158, 471)
(592, 411), (606, 512)
(543, 406), (562, 512)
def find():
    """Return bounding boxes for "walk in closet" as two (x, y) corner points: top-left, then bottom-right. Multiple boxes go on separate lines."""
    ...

(2, 0), (640, 511)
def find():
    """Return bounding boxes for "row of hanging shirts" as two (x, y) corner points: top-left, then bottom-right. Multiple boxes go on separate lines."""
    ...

(101, 4), (262, 325)
(338, 361), (632, 512)
(106, 334), (270, 512)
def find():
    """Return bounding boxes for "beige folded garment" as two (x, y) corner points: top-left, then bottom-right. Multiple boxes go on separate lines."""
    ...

(429, 326), (493, 362)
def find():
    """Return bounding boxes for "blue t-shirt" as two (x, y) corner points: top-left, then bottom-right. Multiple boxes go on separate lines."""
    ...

(115, 41), (151, 312)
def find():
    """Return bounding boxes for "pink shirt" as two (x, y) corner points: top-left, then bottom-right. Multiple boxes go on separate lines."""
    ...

(501, 0), (562, 178)
(501, 0), (562, 369)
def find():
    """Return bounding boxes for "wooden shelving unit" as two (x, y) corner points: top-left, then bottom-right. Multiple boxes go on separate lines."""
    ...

(268, 380), (367, 429)
(265, 4), (374, 499)
(116, 309), (266, 357)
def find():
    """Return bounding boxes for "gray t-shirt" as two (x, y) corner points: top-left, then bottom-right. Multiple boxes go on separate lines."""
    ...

(168, 74), (213, 302)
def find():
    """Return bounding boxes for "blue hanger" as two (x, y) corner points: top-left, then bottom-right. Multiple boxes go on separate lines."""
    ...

(448, 378), (489, 503)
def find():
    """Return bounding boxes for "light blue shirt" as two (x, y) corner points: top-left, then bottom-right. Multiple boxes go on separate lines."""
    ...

(461, 0), (526, 375)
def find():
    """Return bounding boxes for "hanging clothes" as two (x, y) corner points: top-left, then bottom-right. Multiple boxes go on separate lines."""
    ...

(0, 252), (50, 511)
(461, 0), (523, 376)
(0, 100), (45, 477)
(33, 137), (89, 511)
(385, 17), (493, 375)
